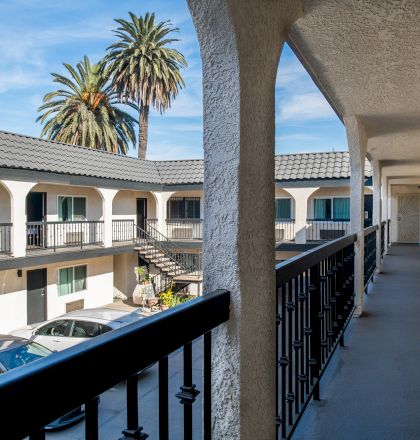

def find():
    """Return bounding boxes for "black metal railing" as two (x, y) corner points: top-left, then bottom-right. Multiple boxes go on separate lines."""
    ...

(0, 290), (230, 440)
(0, 223), (12, 253)
(166, 219), (203, 240)
(275, 219), (295, 241)
(380, 220), (386, 256)
(26, 221), (104, 251)
(112, 219), (136, 243)
(306, 219), (351, 241)
(364, 225), (377, 289)
(146, 218), (158, 232)
(276, 233), (357, 439)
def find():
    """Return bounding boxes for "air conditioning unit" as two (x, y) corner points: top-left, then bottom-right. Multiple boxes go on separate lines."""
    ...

(320, 229), (345, 240)
(275, 229), (285, 241)
(172, 227), (193, 239)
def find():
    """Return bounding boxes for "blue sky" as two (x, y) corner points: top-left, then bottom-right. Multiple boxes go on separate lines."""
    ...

(0, 0), (347, 160)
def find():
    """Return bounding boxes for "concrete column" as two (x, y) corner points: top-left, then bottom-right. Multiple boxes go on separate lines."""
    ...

(286, 187), (319, 244)
(152, 191), (174, 236)
(345, 116), (367, 317)
(2, 180), (35, 257)
(96, 188), (118, 247)
(372, 160), (382, 272)
(381, 175), (389, 253)
(188, 1), (302, 438)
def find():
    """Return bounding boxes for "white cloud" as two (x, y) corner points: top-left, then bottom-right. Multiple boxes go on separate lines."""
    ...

(278, 92), (336, 122)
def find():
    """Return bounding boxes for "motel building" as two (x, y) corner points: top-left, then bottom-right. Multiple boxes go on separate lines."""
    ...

(2, 2), (420, 435)
(0, 130), (378, 333)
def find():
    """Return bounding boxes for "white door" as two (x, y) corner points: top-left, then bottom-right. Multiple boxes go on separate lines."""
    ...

(397, 195), (419, 243)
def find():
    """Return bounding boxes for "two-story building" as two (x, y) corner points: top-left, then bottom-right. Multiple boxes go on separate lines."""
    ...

(0, 130), (374, 332)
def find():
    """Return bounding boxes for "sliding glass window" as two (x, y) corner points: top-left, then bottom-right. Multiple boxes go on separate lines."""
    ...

(275, 198), (292, 219)
(167, 198), (200, 219)
(58, 196), (86, 221)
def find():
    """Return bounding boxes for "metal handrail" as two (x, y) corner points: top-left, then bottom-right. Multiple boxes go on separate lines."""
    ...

(0, 290), (230, 439)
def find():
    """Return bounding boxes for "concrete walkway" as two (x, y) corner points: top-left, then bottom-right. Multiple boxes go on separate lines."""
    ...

(294, 244), (420, 440)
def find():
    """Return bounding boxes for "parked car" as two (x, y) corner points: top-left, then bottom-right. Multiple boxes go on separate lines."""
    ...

(0, 335), (84, 430)
(10, 307), (145, 352)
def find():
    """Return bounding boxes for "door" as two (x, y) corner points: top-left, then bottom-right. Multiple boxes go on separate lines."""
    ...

(136, 198), (147, 230)
(26, 192), (47, 247)
(397, 195), (419, 243)
(27, 269), (47, 324)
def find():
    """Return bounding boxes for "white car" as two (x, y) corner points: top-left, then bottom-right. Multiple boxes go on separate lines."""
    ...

(10, 308), (145, 352)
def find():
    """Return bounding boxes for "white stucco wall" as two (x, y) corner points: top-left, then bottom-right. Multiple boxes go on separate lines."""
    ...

(113, 252), (138, 299)
(0, 255), (114, 333)
(0, 183), (11, 223)
(112, 190), (157, 222)
(29, 183), (103, 221)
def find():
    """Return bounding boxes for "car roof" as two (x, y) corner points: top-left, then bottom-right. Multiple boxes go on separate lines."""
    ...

(0, 334), (30, 351)
(59, 308), (144, 325)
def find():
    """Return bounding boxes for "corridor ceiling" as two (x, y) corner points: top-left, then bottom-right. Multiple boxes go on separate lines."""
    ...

(289, 0), (420, 163)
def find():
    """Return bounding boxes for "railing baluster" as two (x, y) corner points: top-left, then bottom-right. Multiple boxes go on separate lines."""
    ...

(176, 342), (199, 440)
(159, 357), (169, 440)
(85, 396), (100, 440)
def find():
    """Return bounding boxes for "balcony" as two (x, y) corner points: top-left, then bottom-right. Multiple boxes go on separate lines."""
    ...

(26, 221), (104, 253)
(306, 219), (351, 241)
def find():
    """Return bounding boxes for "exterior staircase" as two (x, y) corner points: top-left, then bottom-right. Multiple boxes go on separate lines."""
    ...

(133, 223), (202, 294)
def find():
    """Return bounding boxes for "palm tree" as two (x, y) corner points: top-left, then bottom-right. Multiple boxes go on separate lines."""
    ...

(37, 56), (137, 154)
(105, 12), (187, 159)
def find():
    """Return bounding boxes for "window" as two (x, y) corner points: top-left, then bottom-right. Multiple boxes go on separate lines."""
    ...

(58, 265), (87, 296)
(35, 320), (71, 336)
(275, 198), (292, 219)
(58, 196), (86, 221)
(168, 197), (200, 219)
(314, 198), (350, 220)
(70, 321), (99, 338)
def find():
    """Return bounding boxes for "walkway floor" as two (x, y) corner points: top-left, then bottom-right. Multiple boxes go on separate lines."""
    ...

(294, 244), (420, 440)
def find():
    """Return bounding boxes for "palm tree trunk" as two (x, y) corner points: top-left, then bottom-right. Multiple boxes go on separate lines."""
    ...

(138, 104), (149, 160)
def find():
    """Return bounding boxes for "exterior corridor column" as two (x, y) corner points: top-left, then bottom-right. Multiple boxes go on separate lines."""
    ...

(286, 187), (319, 244)
(96, 188), (118, 248)
(2, 180), (35, 257)
(188, 1), (303, 438)
(381, 175), (389, 253)
(372, 160), (382, 272)
(152, 191), (174, 237)
(345, 116), (367, 316)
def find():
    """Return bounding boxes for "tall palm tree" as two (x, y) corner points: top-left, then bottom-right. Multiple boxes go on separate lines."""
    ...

(37, 56), (137, 154)
(105, 12), (187, 159)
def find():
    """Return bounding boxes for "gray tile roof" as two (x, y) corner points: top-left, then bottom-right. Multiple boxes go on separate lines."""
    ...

(0, 131), (371, 186)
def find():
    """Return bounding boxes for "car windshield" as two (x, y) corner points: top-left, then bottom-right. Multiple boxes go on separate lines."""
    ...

(0, 342), (52, 372)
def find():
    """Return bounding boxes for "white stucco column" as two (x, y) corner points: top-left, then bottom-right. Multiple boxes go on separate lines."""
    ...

(2, 180), (35, 257)
(372, 160), (382, 272)
(152, 191), (174, 236)
(189, 1), (302, 438)
(286, 187), (319, 244)
(345, 116), (367, 317)
(96, 188), (118, 247)
(381, 175), (389, 253)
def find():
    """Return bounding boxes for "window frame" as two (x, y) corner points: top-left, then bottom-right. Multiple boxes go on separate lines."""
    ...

(57, 264), (88, 296)
(275, 197), (293, 220)
(57, 195), (87, 222)
(313, 196), (350, 220)
(167, 197), (201, 219)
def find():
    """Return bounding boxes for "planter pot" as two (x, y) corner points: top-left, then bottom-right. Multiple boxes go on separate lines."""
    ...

(147, 297), (159, 307)
(160, 305), (169, 311)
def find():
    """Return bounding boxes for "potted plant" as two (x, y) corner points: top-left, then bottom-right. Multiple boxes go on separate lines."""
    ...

(133, 266), (152, 307)
(159, 286), (174, 311)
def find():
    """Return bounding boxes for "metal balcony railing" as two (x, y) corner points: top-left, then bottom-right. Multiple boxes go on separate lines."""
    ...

(26, 221), (104, 251)
(275, 219), (295, 241)
(0, 223), (12, 253)
(166, 219), (203, 240)
(112, 219), (135, 243)
(0, 290), (230, 439)
(306, 219), (351, 241)
(276, 224), (380, 438)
